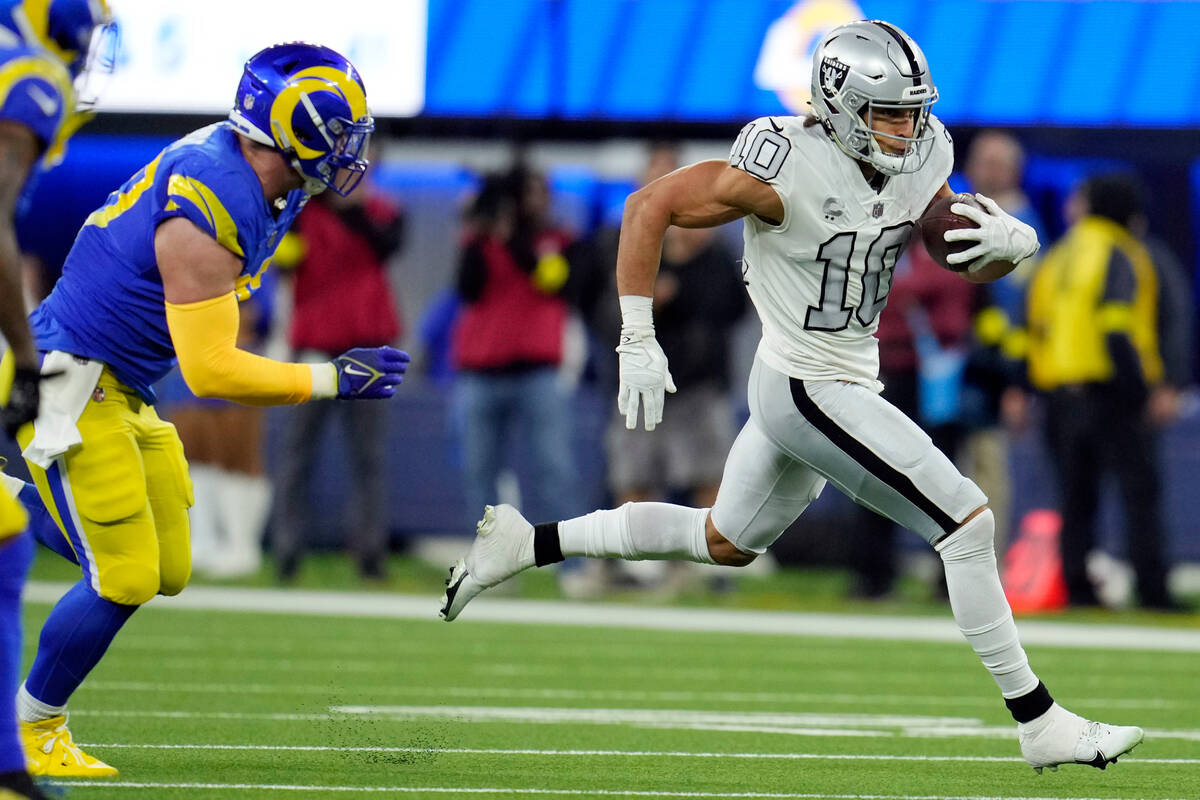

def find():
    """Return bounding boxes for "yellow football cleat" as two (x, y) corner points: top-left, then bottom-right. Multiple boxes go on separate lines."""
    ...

(20, 715), (118, 777)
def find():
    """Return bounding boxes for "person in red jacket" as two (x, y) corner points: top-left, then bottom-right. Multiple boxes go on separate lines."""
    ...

(450, 165), (577, 528)
(272, 159), (406, 581)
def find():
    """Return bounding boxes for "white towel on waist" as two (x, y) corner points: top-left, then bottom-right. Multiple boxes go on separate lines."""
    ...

(22, 351), (103, 469)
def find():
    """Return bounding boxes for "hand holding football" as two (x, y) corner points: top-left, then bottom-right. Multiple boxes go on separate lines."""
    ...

(919, 192), (986, 272)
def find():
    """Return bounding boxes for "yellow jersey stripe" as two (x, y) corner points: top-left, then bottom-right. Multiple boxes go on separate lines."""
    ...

(166, 174), (246, 258)
(85, 153), (163, 228)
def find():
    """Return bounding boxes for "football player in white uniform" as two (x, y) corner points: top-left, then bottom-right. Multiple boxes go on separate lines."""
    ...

(440, 19), (1143, 773)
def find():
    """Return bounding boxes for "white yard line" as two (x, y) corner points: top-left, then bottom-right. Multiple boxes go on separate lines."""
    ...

(79, 742), (1200, 766)
(49, 783), (1196, 799)
(23, 581), (1200, 652)
(68, 705), (1200, 743)
(78, 680), (1185, 710)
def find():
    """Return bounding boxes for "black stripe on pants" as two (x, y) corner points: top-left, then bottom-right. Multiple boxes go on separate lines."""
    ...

(788, 378), (959, 538)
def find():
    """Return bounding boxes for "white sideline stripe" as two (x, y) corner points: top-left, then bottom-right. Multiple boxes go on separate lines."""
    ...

(23, 581), (1200, 652)
(50, 784), (1196, 799)
(68, 707), (1200, 743)
(329, 704), (1200, 743)
(79, 680), (1184, 710)
(78, 742), (1200, 765)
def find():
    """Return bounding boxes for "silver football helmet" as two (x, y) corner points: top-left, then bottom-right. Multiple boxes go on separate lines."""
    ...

(810, 19), (938, 176)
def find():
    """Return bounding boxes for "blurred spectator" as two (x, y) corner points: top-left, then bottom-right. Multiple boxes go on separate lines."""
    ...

(271, 163), (406, 582)
(572, 144), (748, 595)
(450, 164), (578, 528)
(1022, 173), (1174, 609)
(848, 242), (974, 599)
(962, 131), (1047, 314)
(960, 130), (1048, 553)
(1126, 212), (1195, 423)
(160, 286), (276, 578)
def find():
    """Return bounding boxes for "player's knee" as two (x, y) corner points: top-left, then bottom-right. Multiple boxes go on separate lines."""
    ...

(157, 559), (191, 597)
(98, 563), (161, 606)
(705, 517), (757, 567)
(935, 505), (994, 562)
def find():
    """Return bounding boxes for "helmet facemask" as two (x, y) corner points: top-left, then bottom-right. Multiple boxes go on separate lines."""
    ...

(854, 91), (938, 176)
(272, 92), (374, 196)
(298, 114), (374, 196)
(72, 18), (119, 108)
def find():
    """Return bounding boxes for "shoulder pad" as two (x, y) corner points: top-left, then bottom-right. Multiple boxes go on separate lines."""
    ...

(0, 50), (74, 149)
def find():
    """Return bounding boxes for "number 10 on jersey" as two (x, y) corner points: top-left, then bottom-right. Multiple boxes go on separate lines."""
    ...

(804, 223), (913, 332)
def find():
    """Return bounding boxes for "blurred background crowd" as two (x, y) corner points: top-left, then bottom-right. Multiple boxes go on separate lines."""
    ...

(5, 0), (1200, 612)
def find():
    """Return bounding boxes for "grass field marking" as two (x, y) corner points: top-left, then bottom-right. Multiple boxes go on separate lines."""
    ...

(49, 782), (1198, 799)
(329, 704), (1200, 743)
(79, 681), (1185, 710)
(77, 742), (1200, 766)
(25, 581), (1200, 652)
(71, 709), (336, 721)
(77, 679), (1187, 711)
(330, 704), (983, 729)
(69, 707), (1200, 743)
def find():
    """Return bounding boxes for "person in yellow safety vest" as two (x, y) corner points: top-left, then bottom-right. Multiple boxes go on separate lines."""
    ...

(1023, 172), (1175, 610)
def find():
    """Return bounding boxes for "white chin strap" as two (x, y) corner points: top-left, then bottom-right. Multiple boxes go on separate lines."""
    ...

(292, 159), (326, 196)
(867, 149), (907, 176)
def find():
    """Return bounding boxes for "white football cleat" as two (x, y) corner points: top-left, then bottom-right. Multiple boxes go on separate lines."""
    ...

(1019, 703), (1144, 773)
(439, 504), (536, 622)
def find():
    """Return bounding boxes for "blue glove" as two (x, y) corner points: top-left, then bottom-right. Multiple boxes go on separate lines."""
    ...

(333, 347), (410, 399)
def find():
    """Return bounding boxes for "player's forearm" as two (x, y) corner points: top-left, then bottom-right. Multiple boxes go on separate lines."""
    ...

(0, 226), (36, 368)
(165, 292), (335, 406)
(615, 187), (669, 298)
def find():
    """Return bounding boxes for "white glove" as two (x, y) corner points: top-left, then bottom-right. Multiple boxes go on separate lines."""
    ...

(944, 193), (1040, 273)
(616, 296), (676, 431)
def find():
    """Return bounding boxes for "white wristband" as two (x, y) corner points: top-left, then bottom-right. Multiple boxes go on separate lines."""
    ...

(619, 295), (654, 330)
(309, 362), (338, 399)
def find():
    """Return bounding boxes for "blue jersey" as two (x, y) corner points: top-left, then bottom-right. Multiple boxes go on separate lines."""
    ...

(30, 122), (309, 402)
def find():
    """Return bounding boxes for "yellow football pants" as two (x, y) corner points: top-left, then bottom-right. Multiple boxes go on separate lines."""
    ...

(0, 351), (28, 541)
(18, 367), (194, 605)
(0, 484), (28, 541)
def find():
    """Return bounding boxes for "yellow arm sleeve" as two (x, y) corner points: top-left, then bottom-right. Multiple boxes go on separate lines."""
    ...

(165, 291), (318, 406)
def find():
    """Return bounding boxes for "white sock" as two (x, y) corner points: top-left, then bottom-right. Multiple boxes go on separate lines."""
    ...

(558, 502), (715, 564)
(188, 463), (224, 572)
(211, 471), (270, 575)
(17, 682), (65, 723)
(936, 508), (1040, 698)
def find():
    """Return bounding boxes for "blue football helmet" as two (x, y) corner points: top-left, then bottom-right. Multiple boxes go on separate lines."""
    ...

(228, 42), (374, 196)
(0, 0), (116, 82)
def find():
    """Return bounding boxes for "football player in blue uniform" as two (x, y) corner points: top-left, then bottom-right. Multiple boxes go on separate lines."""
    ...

(2, 41), (408, 778)
(0, 1), (113, 796)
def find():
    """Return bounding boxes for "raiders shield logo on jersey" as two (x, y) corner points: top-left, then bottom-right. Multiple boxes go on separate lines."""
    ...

(819, 57), (849, 99)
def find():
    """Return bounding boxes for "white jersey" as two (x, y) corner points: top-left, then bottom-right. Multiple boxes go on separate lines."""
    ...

(729, 113), (954, 392)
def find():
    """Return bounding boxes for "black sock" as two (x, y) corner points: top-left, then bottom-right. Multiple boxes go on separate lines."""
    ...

(533, 522), (564, 567)
(1005, 681), (1054, 723)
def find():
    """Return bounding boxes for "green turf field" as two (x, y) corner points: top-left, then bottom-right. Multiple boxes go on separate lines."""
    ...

(19, 568), (1199, 799)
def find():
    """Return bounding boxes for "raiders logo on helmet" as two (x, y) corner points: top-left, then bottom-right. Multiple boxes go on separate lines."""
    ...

(819, 56), (849, 99)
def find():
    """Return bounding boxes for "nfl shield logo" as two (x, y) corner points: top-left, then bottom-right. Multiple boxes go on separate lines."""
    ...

(872, 202), (884, 218)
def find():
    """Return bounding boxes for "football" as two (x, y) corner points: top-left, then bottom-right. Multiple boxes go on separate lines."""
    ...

(919, 192), (985, 272)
